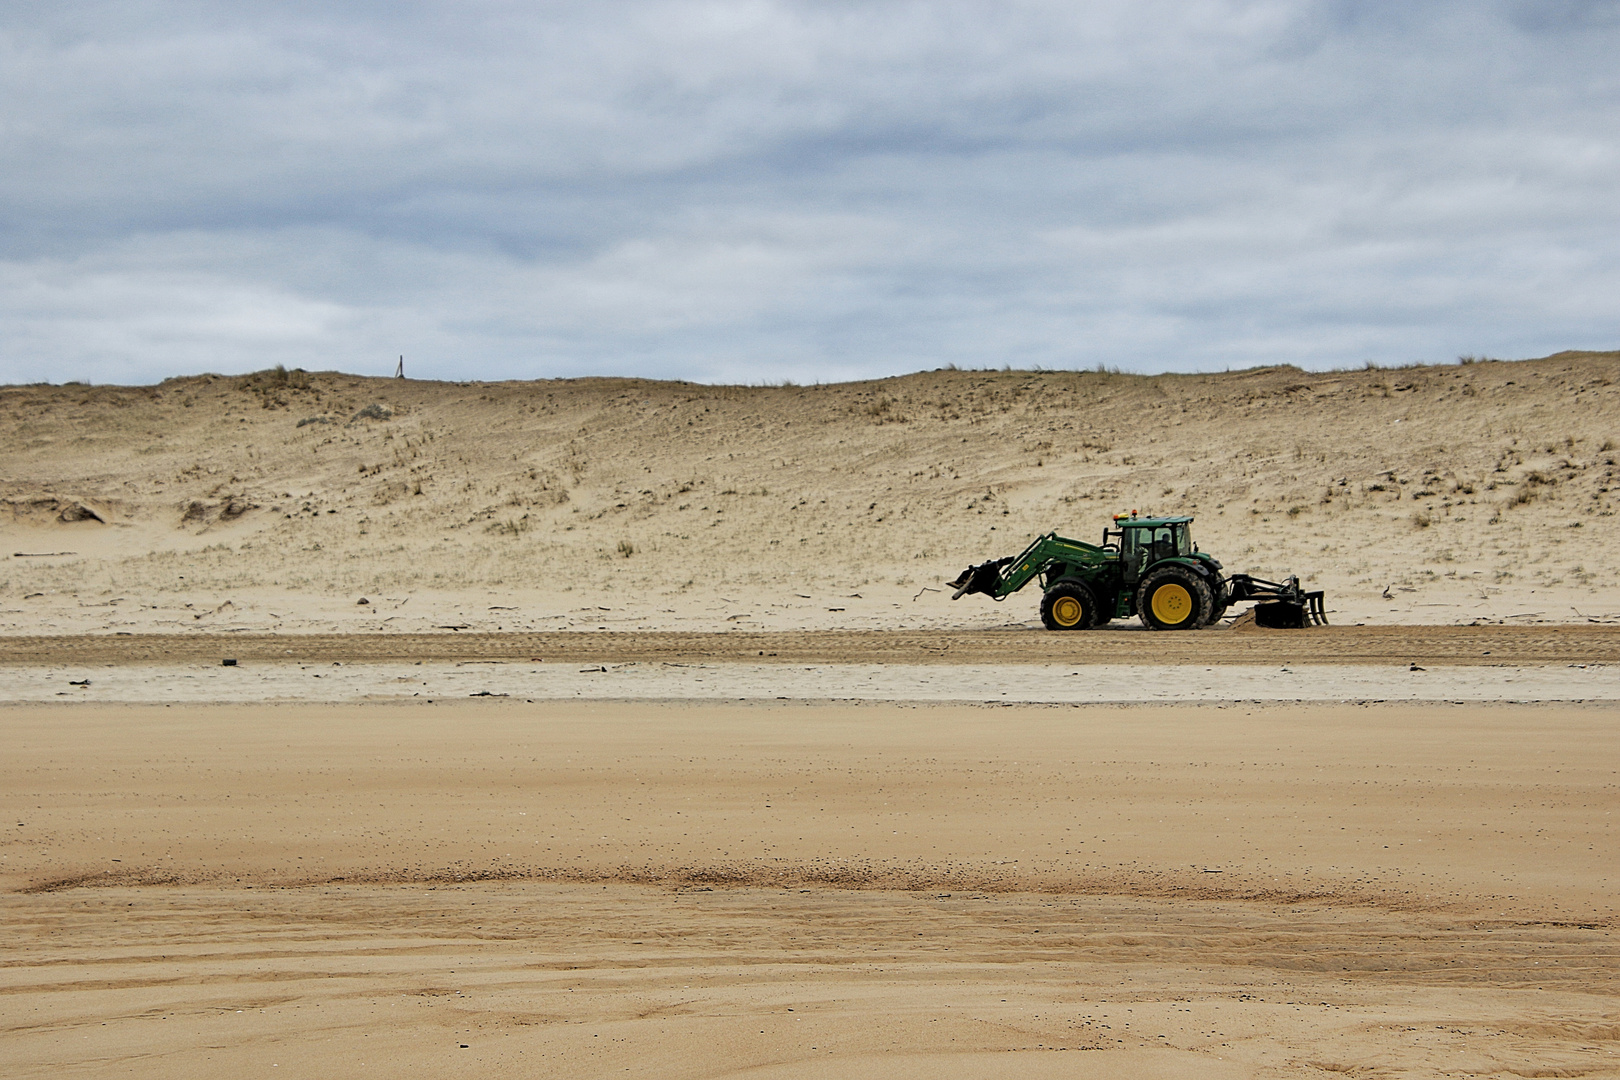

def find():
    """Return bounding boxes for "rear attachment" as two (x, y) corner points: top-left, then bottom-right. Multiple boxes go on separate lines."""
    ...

(1225, 574), (1328, 628)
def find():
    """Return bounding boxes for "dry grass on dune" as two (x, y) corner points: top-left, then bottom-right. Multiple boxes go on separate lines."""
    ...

(2, 351), (1618, 627)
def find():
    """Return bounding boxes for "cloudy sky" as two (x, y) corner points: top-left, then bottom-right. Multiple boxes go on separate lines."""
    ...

(3, 1), (1617, 385)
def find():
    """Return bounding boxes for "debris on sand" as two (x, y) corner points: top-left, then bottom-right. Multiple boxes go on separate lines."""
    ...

(180, 497), (257, 526)
(57, 502), (103, 523)
(4, 496), (108, 526)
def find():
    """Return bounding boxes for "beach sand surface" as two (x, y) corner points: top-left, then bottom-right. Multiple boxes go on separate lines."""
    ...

(3, 698), (1616, 1078)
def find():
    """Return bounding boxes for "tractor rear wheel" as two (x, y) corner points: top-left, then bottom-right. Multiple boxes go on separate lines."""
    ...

(1040, 581), (1100, 630)
(1137, 568), (1212, 631)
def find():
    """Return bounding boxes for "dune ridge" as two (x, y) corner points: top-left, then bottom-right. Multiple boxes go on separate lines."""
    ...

(3, 351), (1618, 633)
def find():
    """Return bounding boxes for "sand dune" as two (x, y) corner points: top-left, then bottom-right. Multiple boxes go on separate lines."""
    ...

(4, 352), (1618, 633)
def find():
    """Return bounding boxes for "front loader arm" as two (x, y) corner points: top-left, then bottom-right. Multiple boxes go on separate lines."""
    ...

(949, 533), (1111, 600)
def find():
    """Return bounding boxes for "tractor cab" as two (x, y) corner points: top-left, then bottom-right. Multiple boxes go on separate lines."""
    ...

(1108, 514), (1194, 585)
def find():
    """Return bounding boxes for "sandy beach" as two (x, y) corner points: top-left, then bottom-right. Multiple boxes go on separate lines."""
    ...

(4, 690), (1618, 1078)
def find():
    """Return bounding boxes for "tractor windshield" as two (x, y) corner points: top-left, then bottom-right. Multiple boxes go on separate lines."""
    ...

(1147, 525), (1184, 560)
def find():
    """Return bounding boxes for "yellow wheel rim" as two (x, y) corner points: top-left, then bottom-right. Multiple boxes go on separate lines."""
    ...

(1150, 583), (1193, 625)
(1051, 595), (1083, 627)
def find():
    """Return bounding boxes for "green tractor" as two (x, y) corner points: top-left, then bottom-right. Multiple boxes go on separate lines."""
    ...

(948, 512), (1326, 630)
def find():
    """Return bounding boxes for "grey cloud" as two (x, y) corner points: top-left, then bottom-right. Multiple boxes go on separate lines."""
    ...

(1, 1), (1616, 384)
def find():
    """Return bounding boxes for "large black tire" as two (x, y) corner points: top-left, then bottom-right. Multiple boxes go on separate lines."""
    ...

(1137, 567), (1213, 631)
(1040, 581), (1101, 631)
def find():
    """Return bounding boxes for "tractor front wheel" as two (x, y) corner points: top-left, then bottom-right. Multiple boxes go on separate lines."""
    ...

(1040, 581), (1100, 631)
(1137, 568), (1212, 631)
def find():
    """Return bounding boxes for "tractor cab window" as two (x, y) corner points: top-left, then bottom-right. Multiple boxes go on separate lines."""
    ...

(1120, 527), (1143, 562)
(1149, 527), (1178, 562)
(1123, 524), (1190, 569)
(1121, 527), (1158, 574)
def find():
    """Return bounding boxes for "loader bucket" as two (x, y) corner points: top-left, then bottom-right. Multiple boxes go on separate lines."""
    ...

(949, 557), (1011, 600)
